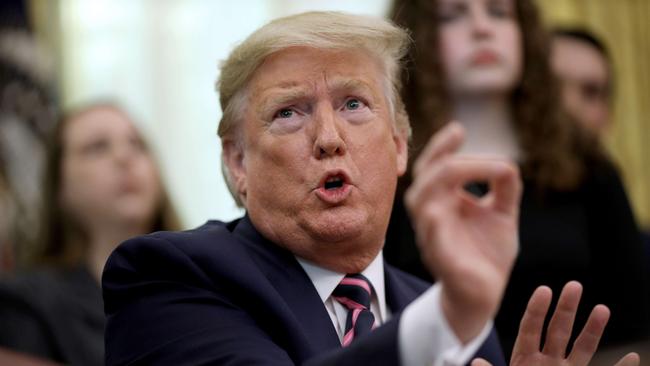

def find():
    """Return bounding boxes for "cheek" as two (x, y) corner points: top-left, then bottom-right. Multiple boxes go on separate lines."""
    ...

(507, 26), (523, 77)
(62, 160), (103, 195)
(582, 99), (606, 118)
(353, 130), (399, 186)
(439, 32), (462, 73)
(60, 163), (105, 214)
(565, 87), (584, 109)
(138, 158), (161, 189)
(245, 139), (309, 194)
(130, 158), (164, 207)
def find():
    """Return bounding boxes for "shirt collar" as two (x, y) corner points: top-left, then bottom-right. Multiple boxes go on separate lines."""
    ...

(296, 251), (387, 321)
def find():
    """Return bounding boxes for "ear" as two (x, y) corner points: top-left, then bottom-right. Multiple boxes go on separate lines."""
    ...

(394, 131), (408, 177)
(222, 138), (247, 203)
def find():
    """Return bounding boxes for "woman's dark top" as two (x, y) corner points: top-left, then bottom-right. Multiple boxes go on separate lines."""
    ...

(384, 159), (648, 358)
(0, 265), (104, 366)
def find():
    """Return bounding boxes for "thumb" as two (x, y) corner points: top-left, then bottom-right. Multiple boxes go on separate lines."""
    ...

(614, 352), (640, 366)
(471, 358), (493, 366)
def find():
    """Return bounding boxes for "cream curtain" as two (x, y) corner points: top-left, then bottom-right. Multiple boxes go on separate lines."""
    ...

(537, 0), (650, 229)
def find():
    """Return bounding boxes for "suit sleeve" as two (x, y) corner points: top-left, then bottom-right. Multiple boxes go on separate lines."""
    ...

(103, 234), (404, 366)
(103, 235), (298, 365)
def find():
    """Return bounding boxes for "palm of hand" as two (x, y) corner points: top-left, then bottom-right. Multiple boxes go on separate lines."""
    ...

(417, 186), (518, 307)
(473, 282), (640, 366)
(510, 352), (581, 366)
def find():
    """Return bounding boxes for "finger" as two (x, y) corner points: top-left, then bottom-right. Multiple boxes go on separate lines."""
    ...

(470, 358), (492, 366)
(614, 352), (640, 366)
(407, 157), (516, 215)
(488, 162), (522, 216)
(412, 121), (464, 178)
(512, 286), (553, 357)
(542, 281), (583, 357)
(567, 304), (610, 366)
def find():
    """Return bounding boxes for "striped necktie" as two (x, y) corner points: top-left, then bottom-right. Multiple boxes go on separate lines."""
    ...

(332, 273), (376, 346)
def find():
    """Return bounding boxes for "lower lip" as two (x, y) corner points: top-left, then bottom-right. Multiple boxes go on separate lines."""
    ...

(118, 184), (140, 194)
(315, 184), (352, 204)
(472, 53), (498, 65)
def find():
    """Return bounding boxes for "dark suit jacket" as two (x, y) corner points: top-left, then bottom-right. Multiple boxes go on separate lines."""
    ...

(103, 216), (505, 365)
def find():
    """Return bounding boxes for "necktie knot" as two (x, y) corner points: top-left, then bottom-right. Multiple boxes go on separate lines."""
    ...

(333, 273), (373, 309)
(332, 274), (375, 346)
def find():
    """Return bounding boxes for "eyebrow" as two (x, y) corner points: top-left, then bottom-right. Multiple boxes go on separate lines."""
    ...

(256, 86), (312, 116)
(256, 77), (380, 116)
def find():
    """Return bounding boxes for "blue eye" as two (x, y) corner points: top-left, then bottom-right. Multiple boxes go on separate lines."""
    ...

(276, 109), (294, 118)
(345, 99), (361, 110)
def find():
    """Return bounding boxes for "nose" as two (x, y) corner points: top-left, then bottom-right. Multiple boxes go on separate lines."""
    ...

(113, 142), (134, 168)
(469, 6), (493, 38)
(312, 105), (347, 159)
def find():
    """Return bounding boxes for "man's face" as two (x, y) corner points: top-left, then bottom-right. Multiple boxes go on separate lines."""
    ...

(552, 37), (611, 136)
(224, 47), (408, 272)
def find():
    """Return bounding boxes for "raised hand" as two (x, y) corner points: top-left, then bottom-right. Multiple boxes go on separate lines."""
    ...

(404, 121), (522, 342)
(471, 281), (641, 366)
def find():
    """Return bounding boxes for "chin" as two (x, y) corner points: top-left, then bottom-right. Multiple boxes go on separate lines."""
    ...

(301, 211), (382, 273)
(460, 72), (518, 93)
(115, 207), (156, 227)
(303, 207), (369, 243)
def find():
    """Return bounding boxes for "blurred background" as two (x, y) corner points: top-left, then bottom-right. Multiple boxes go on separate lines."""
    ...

(537, 0), (650, 241)
(1, 0), (648, 230)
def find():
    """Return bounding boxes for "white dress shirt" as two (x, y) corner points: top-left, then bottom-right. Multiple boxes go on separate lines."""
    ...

(297, 252), (493, 366)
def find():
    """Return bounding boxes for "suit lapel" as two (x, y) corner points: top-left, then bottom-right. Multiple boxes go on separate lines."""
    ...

(233, 217), (432, 360)
(384, 262), (429, 314)
(234, 216), (341, 358)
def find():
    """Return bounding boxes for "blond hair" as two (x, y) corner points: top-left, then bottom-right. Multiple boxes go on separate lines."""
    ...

(216, 11), (412, 206)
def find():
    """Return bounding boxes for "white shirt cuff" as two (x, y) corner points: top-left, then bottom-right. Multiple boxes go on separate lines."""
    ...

(398, 283), (494, 366)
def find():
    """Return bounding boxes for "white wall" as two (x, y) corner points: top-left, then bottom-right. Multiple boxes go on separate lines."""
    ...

(59, 0), (390, 227)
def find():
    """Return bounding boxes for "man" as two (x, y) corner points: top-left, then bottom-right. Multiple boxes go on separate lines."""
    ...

(551, 28), (612, 138)
(103, 12), (639, 366)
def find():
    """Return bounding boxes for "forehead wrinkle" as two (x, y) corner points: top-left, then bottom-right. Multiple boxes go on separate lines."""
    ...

(251, 62), (384, 117)
(325, 77), (381, 100)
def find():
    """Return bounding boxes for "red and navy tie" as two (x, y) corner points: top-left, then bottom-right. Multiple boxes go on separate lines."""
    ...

(332, 273), (376, 346)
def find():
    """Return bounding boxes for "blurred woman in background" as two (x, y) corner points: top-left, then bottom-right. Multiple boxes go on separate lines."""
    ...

(0, 103), (180, 365)
(385, 0), (648, 357)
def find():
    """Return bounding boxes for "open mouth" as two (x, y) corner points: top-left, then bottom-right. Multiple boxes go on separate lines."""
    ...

(316, 171), (352, 203)
(324, 175), (345, 190)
